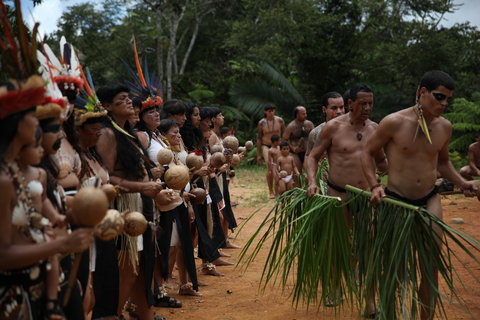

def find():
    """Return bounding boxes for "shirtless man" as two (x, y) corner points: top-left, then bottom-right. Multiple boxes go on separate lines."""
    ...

(459, 134), (480, 180)
(283, 106), (314, 173)
(267, 134), (281, 195)
(305, 92), (345, 157)
(362, 71), (479, 320)
(306, 83), (387, 314)
(277, 141), (299, 194)
(257, 103), (285, 198)
(306, 84), (386, 200)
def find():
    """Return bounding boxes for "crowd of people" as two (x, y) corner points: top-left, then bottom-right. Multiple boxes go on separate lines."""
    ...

(256, 72), (480, 319)
(0, 6), (245, 320)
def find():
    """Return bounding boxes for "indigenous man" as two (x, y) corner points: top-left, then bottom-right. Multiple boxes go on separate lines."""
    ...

(306, 83), (387, 314)
(283, 106), (314, 173)
(362, 71), (479, 320)
(256, 103), (285, 199)
(459, 134), (480, 180)
(305, 92), (345, 157)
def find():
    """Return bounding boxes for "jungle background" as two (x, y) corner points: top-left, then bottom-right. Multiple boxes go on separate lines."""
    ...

(6, 0), (480, 164)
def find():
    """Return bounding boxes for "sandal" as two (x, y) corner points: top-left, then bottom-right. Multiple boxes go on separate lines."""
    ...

(179, 283), (202, 297)
(153, 295), (182, 308)
(45, 299), (65, 320)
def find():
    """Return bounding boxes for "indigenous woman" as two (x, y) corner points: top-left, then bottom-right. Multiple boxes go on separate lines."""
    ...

(192, 107), (232, 276)
(42, 38), (85, 195)
(71, 76), (109, 317)
(0, 6), (93, 318)
(209, 107), (239, 248)
(95, 84), (163, 320)
(157, 119), (200, 296)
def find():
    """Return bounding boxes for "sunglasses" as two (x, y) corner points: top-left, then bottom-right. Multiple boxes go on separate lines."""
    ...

(431, 92), (453, 104)
(42, 124), (61, 133)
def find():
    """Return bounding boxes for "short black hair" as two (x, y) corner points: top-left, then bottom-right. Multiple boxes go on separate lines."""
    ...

(220, 127), (229, 136)
(271, 134), (280, 143)
(209, 106), (221, 117)
(320, 92), (342, 108)
(419, 70), (455, 91)
(280, 141), (289, 148)
(96, 84), (130, 104)
(162, 99), (186, 116)
(349, 83), (372, 101)
(132, 96), (143, 108)
(158, 118), (179, 136)
(264, 103), (276, 111)
(199, 106), (212, 120)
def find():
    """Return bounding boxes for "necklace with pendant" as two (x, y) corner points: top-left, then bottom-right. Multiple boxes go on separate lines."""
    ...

(350, 120), (366, 141)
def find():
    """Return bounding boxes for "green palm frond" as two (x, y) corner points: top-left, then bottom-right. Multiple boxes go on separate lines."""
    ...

(229, 79), (294, 118)
(259, 62), (305, 105)
(346, 185), (480, 320)
(219, 105), (251, 123)
(238, 188), (355, 309)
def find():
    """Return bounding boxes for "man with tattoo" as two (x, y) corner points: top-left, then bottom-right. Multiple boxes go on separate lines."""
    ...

(305, 92), (345, 157)
(283, 106), (314, 173)
(256, 103), (285, 199)
(306, 83), (387, 315)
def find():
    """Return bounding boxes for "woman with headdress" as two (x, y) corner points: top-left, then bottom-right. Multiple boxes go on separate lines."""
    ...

(95, 83), (163, 320)
(0, 4), (93, 319)
(42, 37), (85, 195)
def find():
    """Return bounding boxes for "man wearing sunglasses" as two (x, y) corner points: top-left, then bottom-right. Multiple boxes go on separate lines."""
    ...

(362, 70), (479, 320)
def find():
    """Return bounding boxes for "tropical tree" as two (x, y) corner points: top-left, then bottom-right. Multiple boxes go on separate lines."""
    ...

(444, 93), (480, 152)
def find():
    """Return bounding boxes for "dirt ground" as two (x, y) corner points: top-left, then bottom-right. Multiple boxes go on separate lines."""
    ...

(156, 167), (480, 320)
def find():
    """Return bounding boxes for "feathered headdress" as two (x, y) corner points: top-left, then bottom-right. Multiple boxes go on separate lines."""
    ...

(0, 0), (46, 119)
(43, 36), (84, 91)
(124, 38), (163, 113)
(74, 67), (107, 126)
(36, 50), (68, 120)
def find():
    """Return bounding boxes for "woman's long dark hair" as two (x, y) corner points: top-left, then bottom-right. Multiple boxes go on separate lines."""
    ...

(180, 102), (202, 151)
(104, 119), (146, 181)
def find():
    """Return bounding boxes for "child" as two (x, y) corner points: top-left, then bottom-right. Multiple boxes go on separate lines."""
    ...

(276, 141), (300, 194)
(17, 127), (66, 319)
(267, 134), (281, 196)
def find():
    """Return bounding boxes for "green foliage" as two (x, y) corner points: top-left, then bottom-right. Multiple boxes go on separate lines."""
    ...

(449, 151), (467, 169)
(444, 95), (480, 152)
(50, 0), (480, 141)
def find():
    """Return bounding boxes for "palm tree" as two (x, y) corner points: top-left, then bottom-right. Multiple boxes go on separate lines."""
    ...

(229, 61), (305, 120)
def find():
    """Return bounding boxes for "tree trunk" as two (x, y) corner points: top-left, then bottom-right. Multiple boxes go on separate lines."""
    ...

(155, 9), (164, 89)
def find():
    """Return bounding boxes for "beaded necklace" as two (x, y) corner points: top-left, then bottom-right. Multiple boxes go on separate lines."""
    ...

(7, 162), (47, 243)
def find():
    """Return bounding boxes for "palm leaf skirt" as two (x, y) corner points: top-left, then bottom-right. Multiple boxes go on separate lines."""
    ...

(346, 185), (480, 320)
(238, 187), (355, 309)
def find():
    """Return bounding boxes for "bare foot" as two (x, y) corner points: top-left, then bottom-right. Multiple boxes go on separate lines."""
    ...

(213, 258), (234, 266)
(225, 241), (241, 249)
(179, 283), (203, 296)
(268, 193), (275, 199)
(219, 250), (231, 257)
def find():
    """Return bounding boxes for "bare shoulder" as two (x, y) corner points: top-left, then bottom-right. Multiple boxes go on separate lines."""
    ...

(378, 109), (411, 129)
(275, 116), (284, 124)
(258, 118), (266, 126)
(0, 171), (14, 197)
(305, 120), (315, 128)
(99, 127), (115, 143)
